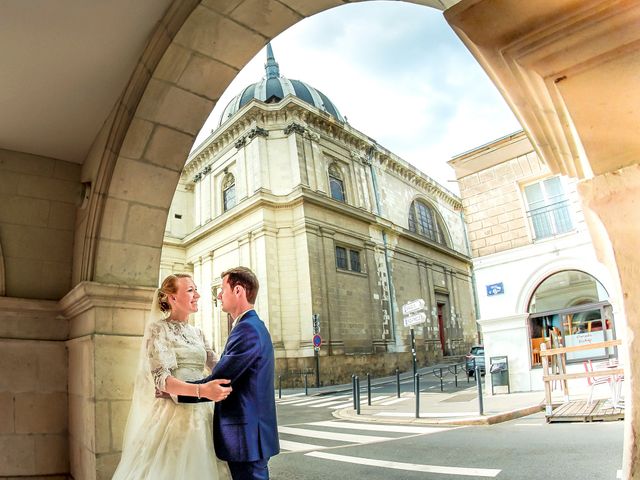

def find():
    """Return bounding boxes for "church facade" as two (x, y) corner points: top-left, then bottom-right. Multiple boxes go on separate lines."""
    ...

(161, 46), (478, 385)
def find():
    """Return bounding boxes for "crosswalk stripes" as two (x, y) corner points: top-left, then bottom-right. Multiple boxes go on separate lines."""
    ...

(277, 420), (499, 477)
(277, 420), (456, 453)
(276, 393), (393, 411)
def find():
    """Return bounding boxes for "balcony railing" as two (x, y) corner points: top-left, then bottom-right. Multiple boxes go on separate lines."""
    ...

(526, 199), (573, 240)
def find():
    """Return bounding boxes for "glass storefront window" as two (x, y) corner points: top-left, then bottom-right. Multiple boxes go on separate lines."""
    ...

(527, 270), (613, 367)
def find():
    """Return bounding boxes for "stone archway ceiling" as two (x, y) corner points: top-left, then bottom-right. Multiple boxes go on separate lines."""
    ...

(445, 0), (640, 180)
(0, 0), (457, 166)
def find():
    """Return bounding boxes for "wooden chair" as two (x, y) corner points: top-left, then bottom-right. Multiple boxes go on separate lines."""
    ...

(531, 337), (544, 366)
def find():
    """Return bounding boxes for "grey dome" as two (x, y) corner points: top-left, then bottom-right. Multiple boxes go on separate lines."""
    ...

(219, 43), (345, 125)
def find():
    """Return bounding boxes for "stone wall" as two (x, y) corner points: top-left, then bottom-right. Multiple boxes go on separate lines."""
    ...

(454, 133), (586, 259)
(0, 297), (69, 478)
(0, 148), (80, 300)
(276, 350), (440, 388)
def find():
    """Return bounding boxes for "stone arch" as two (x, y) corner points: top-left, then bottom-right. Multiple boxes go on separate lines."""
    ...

(81, 0), (448, 288)
(60, 1), (640, 478)
(516, 257), (617, 316)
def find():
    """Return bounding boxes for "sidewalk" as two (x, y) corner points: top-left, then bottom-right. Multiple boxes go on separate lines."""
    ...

(278, 362), (560, 426)
(333, 388), (548, 426)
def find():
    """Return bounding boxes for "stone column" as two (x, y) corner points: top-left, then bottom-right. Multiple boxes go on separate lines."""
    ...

(200, 253), (214, 346)
(60, 282), (154, 480)
(577, 165), (639, 478)
(0, 297), (68, 477)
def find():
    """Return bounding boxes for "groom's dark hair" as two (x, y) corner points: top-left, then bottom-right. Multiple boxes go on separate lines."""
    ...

(221, 266), (259, 304)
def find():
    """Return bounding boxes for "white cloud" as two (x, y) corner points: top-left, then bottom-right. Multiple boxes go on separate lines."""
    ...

(193, 2), (521, 194)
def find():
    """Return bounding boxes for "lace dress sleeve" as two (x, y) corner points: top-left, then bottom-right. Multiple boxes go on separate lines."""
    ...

(147, 322), (178, 391)
(198, 328), (219, 372)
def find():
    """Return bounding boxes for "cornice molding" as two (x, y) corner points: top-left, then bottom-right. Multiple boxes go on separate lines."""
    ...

(181, 97), (461, 209)
(59, 281), (155, 320)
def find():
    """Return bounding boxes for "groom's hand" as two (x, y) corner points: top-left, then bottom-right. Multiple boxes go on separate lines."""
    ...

(200, 379), (232, 402)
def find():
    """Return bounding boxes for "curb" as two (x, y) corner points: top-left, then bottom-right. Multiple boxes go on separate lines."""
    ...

(331, 403), (545, 426)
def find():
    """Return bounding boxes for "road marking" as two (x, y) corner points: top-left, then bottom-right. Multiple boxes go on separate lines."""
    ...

(279, 439), (324, 452)
(276, 392), (306, 399)
(514, 423), (542, 426)
(310, 399), (354, 408)
(305, 451), (501, 477)
(277, 398), (314, 405)
(329, 401), (357, 409)
(307, 421), (453, 434)
(379, 398), (407, 406)
(292, 395), (351, 406)
(370, 395), (391, 403)
(374, 412), (474, 418)
(278, 426), (388, 443)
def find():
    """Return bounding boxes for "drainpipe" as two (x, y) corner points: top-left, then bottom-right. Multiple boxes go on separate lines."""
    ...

(366, 145), (397, 343)
(460, 209), (482, 344)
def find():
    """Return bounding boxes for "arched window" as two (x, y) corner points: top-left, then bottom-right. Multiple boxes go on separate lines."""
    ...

(408, 200), (447, 246)
(222, 173), (236, 212)
(328, 163), (345, 202)
(527, 270), (613, 366)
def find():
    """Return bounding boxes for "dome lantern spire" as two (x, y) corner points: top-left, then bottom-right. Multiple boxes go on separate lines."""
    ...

(265, 43), (280, 79)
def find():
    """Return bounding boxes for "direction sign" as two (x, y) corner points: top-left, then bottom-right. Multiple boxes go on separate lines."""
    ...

(403, 311), (427, 328)
(402, 298), (425, 316)
(313, 334), (322, 348)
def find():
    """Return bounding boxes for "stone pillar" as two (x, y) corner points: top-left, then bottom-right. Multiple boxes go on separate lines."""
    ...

(477, 314), (530, 394)
(319, 227), (344, 355)
(60, 282), (154, 480)
(200, 253), (214, 346)
(577, 165), (639, 478)
(0, 297), (68, 477)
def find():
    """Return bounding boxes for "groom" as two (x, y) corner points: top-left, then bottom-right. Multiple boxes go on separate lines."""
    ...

(181, 267), (279, 480)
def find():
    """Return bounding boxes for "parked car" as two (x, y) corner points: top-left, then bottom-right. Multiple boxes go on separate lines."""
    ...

(465, 345), (485, 377)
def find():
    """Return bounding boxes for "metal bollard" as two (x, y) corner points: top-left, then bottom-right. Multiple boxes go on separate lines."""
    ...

(356, 376), (361, 415)
(415, 373), (420, 419)
(352, 374), (356, 409)
(439, 368), (444, 392)
(475, 365), (484, 415)
(278, 375), (282, 399)
(304, 373), (308, 396)
(454, 364), (458, 388)
(396, 368), (401, 398)
(367, 373), (372, 406)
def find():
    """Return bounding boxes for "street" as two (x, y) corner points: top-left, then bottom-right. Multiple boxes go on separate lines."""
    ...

(270, 388), (624, 479)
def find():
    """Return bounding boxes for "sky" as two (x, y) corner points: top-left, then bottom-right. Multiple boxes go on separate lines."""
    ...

(192, 1), (522, 195)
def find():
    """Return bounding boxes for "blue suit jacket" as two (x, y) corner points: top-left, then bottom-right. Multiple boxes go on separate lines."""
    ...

(181, 310), (279, 462)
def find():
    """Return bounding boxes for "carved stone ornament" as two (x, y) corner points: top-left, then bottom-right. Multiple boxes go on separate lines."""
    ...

(235, 137), (247, 149)
(284, 122), (305, 136)
(193, 172), (202, 182)
(247, 126), (268, 139)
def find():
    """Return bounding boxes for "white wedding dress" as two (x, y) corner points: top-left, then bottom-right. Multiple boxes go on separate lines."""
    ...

(112, 319), (230, 480)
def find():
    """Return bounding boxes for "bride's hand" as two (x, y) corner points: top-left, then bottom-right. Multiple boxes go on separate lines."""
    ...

(200, 379), (232, 401)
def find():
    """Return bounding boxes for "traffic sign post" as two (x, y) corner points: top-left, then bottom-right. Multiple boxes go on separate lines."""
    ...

(312, 329), (322, 388)
(402, 299), (426, 384)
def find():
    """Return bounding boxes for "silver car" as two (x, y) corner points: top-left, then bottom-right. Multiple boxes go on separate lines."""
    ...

(465, 345), (485, 377)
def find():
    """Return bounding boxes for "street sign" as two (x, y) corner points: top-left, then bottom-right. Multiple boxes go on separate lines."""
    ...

(312, 314), (320, 334)
(403, 311), (427, 328)
(313, 334), (322, 349)
(402, 298), (425, 315)
(486, 282), (504, 296)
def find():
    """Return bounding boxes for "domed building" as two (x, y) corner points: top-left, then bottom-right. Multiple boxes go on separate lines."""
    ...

(161, 44), (477, 385)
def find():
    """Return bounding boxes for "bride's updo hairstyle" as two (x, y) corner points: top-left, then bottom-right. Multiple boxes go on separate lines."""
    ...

(158, 273), (192, 313)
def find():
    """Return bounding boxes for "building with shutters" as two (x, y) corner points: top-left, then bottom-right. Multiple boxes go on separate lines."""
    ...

(449, 131), (625, 393)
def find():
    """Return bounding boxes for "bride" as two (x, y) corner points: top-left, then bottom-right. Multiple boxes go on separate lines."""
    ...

(112, 273), (232, 479)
